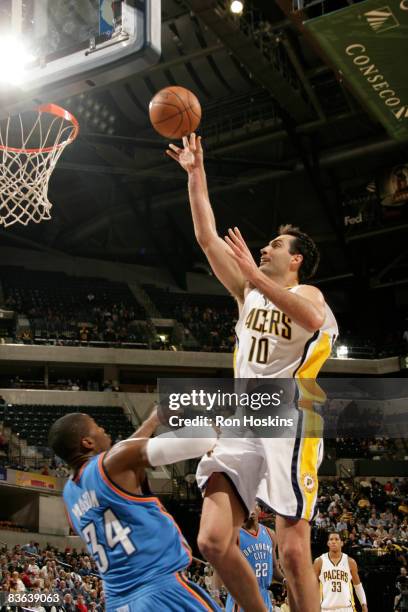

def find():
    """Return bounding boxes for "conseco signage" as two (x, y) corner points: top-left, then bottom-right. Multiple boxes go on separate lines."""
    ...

(304, 0), (408, 141)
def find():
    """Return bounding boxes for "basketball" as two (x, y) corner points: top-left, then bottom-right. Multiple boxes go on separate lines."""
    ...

(149, 86), (201, 139)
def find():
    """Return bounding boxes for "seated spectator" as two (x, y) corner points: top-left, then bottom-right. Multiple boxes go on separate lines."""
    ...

(76, 593), (88, 612)
(64, 593), (77, 612)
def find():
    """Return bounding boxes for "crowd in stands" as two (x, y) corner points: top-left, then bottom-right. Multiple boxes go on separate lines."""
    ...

(172, 304), (236, 352)
(330, 437), (403, 460)
(143, 285), (237, 352)
(0, 475), (407, 609)
(0, 544), (105, 611)
(0, 267), (153, 348)
(312, 477), (408, 556)
(1, 267), (408, 356)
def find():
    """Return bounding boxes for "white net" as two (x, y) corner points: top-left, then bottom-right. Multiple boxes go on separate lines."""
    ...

(0, 105), (79, 227)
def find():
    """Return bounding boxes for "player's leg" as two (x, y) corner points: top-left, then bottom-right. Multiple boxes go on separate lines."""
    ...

(275, 515), (320, 612)
(198, 473), (267, 612)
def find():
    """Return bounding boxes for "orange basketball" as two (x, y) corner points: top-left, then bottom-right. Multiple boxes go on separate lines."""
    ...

(149, 86), (201, 139)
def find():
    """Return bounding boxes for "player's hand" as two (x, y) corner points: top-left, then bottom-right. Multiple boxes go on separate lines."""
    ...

(362, 606), (368, 612)
(166, 133), (203, 173)
(224, 227), (261, 284)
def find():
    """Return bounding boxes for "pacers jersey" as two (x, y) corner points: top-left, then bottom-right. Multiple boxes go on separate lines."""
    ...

(235, 287), (338, 378)
(225, 525), (274, 612)
(319, 553), (355, 610)
(63, 453), (191, 602)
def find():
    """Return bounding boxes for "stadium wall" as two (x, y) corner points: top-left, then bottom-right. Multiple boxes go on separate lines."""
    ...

(0, 246), (228, 295)
(0, 529), (84, 550)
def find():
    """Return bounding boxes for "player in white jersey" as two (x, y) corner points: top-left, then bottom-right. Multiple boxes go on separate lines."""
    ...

(167, 133), (338, 612)
(314, 533), (368, 612)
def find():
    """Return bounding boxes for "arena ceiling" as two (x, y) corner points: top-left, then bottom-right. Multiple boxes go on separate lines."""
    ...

(2, 0), (408, 306)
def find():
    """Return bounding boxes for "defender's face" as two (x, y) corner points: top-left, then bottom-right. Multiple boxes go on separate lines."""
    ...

(327, 534), (343, 553)
(83, 416), (112, 453)
(249, 504), (261, 521)
(260, 234), (300, 276)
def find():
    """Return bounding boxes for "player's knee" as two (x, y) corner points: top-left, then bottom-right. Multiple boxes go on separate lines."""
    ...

(279, 539), (305, 575)
(198, 532), (229, 563)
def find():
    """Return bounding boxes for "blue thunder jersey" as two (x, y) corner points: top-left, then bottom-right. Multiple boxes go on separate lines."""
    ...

(226, 525), (274, 612)
(63, 453), (193, 603)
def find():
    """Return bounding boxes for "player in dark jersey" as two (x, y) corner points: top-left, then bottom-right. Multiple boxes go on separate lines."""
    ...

(214, 505), (284, 612)
(48, 407), (220, 612)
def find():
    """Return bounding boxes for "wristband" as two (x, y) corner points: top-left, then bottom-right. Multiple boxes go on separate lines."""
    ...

(354, 582), (367, 606)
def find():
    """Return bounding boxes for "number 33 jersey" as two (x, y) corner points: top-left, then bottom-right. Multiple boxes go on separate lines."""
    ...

(318, 553), (355, 610)
(234, 287), (338, 378)
(63, 453), (191, 599)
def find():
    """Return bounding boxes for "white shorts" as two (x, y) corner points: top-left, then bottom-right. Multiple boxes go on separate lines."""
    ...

(321, 608), (354, 612)
(196, 409), (323, 521)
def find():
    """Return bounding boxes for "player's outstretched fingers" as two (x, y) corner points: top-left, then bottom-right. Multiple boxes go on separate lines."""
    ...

(182, 136), (190, 150)
(224, 235), (241, 258)
(227, 228), (243, 250)
(166, 149), (180, 162)
(234, 227), (244, 240)
(168, 143), (182, 153)
(196, 135), (203, 152)
(190, 133), (196, 151)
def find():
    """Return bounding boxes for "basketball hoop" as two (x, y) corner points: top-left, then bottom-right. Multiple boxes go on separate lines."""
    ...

(0, 104), (79, 227)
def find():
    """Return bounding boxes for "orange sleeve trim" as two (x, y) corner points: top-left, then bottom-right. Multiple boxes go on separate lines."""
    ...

(175, 573), (212, 611)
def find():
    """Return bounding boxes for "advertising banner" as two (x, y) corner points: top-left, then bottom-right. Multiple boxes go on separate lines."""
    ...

(15, 471), (57, 490)
(304, 0), (408, 141)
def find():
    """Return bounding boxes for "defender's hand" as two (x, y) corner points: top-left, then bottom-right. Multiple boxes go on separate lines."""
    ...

(166, 133), (203, 173)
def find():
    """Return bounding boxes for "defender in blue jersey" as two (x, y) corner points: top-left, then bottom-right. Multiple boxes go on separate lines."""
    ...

(48, 408), (220, 612)
(221, 505), (284, 612)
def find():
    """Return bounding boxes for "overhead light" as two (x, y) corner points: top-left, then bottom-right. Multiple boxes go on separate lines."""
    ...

(230, 1), (244, 15)
(336, 345), (349, 359)
(0, 36), (35, 85)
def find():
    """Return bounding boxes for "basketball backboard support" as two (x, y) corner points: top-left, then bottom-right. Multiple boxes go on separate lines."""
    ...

(0, 0), (161, 118)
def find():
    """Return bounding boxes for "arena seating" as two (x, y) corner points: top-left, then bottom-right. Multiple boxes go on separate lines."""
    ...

(143, 284), (237, 351)
(0, 266), (148, 345)
(0, 403), (133, 448)
(0, 267), (406, 356)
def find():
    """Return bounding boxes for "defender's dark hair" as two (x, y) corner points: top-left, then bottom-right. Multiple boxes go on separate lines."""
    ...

(327, 531), (343, 542)
(48, 413), (91, 467)
(278, 224), (320, 282)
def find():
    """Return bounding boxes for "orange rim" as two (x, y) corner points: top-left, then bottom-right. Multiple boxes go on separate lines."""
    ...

(0, 103), (79, 154)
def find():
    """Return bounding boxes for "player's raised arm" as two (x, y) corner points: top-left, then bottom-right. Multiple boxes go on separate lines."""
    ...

(349, 558), (368, 612)
(166, 134), (246, 303)
(104, 405), (218, 474)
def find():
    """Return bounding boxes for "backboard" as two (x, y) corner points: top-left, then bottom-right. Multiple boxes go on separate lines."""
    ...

(0, 0), (161, 118)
